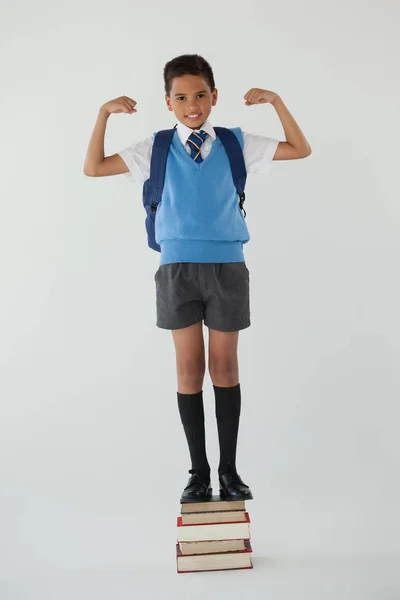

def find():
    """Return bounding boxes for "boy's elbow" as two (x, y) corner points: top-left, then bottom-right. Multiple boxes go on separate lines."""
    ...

(83, 166), (97, 177)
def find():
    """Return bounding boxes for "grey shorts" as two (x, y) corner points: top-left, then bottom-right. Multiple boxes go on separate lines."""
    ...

(154, 262), (251, 332)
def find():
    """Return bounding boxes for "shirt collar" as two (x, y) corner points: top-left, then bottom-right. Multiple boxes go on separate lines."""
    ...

(176, 117), (216, 145)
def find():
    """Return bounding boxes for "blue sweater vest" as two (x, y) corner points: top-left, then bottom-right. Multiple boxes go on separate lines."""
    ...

(155, 127), (250, 265)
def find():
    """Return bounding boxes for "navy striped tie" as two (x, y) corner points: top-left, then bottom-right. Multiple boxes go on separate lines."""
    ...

(187, 130), (208, 163)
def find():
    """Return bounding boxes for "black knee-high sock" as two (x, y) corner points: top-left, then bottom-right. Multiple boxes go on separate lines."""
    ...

(177, 390), (210, 480)
(214, 383), (241, 477)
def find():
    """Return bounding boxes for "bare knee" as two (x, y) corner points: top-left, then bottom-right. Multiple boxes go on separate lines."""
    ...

(177, 358), (206, 394)
(208, 358), (238, 387)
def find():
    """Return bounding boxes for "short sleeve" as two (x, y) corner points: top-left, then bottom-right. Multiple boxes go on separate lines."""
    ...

(241, 131), (280, 175)
(117, 135), (154, 183)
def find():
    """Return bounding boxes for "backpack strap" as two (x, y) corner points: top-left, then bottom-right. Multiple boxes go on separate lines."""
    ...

(214, 126), (247, 217)
(149, 125), (177, 213)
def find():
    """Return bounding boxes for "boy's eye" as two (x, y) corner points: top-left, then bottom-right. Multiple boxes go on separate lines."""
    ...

(177, 94), (206, 101)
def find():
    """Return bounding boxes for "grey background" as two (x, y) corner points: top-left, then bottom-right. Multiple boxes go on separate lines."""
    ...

(1, 0), (399, 597)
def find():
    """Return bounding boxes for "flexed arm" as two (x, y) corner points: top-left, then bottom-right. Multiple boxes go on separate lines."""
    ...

(243, 88), (312, 160)
(83, 96), (137, 177)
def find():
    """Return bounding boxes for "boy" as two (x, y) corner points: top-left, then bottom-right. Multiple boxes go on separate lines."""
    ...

(84, 54), (311, 503)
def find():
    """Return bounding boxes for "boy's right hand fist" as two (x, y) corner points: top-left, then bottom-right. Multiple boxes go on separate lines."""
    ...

(101, 96), (137, 115)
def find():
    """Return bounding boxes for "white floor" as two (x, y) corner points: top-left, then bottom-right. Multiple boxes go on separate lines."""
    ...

(1, 555), (399, 600)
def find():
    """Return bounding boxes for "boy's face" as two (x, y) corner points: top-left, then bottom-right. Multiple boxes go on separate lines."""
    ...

(165, 74), (218, 130)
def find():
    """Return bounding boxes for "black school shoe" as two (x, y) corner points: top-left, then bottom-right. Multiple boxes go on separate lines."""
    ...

(180, 469), (212, 503)
(219, 462), (253, 501)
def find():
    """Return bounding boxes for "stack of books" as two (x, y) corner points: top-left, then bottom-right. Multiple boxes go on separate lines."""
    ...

(176, 495), (253, 573)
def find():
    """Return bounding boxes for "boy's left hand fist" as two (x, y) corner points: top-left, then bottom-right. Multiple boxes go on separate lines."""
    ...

(244, 88), (279, 105)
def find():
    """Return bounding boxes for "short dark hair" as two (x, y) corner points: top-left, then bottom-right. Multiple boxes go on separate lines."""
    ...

(163, 54), (215, 96)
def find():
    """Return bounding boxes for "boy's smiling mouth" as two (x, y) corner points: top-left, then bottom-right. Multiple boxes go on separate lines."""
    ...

(186, 113), (202, 120)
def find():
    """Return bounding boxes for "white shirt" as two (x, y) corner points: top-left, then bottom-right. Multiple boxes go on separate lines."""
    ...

(118, 118), (279, 183)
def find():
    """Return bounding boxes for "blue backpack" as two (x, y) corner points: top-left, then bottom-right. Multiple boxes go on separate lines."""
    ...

(142, 125), (247, 252)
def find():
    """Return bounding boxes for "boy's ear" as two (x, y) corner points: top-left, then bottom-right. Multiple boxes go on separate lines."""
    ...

(212, 88), (218, 106)
(165, 94), (173, 111)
